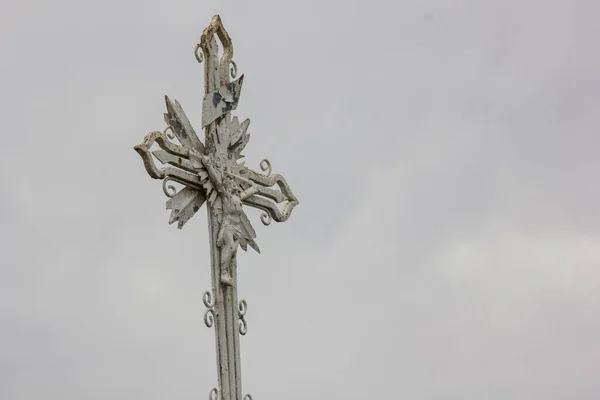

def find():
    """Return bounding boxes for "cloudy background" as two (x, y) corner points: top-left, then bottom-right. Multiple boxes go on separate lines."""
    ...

(1, 0), (599, 398)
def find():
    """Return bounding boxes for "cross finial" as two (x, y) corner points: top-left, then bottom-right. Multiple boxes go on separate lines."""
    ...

(133, 15), (298, 400)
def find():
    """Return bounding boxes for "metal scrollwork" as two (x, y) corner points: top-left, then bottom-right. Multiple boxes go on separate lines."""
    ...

(194, 43), (204, 63)
(259, 159), (272, 176)
(164, 125), (176, 140)
(203, 290), (215, 308)
(209, 388), (219, 400)
(260, 212), (272, 226)
(238, 299), (248, 335)
(204, 308), (215, 328)
(243, 394), (253, 400)
(230, 60), (238, 79)
(162, 178), (177, 198)
(162, 175), (193, 198)
(203, 290), (216, 328)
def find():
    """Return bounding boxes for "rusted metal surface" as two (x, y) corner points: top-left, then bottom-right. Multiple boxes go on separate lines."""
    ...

(133, 14), (298, 400)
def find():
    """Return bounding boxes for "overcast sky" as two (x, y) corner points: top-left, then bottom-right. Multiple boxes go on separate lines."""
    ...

(1, 0), (599, 399)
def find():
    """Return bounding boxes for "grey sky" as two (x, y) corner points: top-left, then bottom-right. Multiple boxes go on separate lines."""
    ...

(1, 0), (599, 399)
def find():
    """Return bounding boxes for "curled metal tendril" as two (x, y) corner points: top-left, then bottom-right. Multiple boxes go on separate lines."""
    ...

(230, 60), (238, 79)
(238, 299), (248, 336)
(164, 125), (176, 140)
(204, 308), (215, 328)
(162, 178), (177, 198)
(209, 388), (219, 400)
(239, 318), (247, 335)
(204, 290), (216, 328)
(260, 212), (272, 226)
(244, 395), (253, 400)
(238, 299), (247, 316)
(162, 176), (190, 198)
(194, 44), (204, 63)
(203, 290), (215, 308)
(259, 159), (272, 176)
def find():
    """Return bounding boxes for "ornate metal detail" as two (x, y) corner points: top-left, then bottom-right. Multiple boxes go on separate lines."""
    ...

(134, 40), (299, 233)
(164, 125), (176, 140)
(238, 299), (248, 336)
(161, 177), (178, 198)
(260, 212), (272, 226)
(133, 14), (299, 400)
(259, 159), (272, 176)
(229, 60), (238, 79)
(203, 290), (216, 328)
(194, 43), (204, 63)
(133, 99), (299, 233)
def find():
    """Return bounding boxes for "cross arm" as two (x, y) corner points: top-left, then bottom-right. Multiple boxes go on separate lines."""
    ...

(133, 130), (197, 179)
(243, 194), (295, 223)
(230, 161), (299, 225)
(239, 185), (259, 200)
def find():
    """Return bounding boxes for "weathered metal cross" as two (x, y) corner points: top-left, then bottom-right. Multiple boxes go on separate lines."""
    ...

(133, 15), (298, 400)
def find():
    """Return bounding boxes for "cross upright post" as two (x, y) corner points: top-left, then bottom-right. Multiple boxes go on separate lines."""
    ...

(133, 15), (299, 400)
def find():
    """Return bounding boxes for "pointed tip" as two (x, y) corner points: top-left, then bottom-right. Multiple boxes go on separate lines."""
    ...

(151, 149), (169, 165)
(240, 118), (250, 134)
(165, 95), (175, 110)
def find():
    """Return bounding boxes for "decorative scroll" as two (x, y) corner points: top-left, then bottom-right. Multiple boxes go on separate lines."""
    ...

(203, 290), (216, 328)
(238, 299), (248, 336)
(209, 388), (219, 400)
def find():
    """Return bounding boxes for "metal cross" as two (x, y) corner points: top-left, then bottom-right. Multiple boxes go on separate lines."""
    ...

(133, 15), (298, 400)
